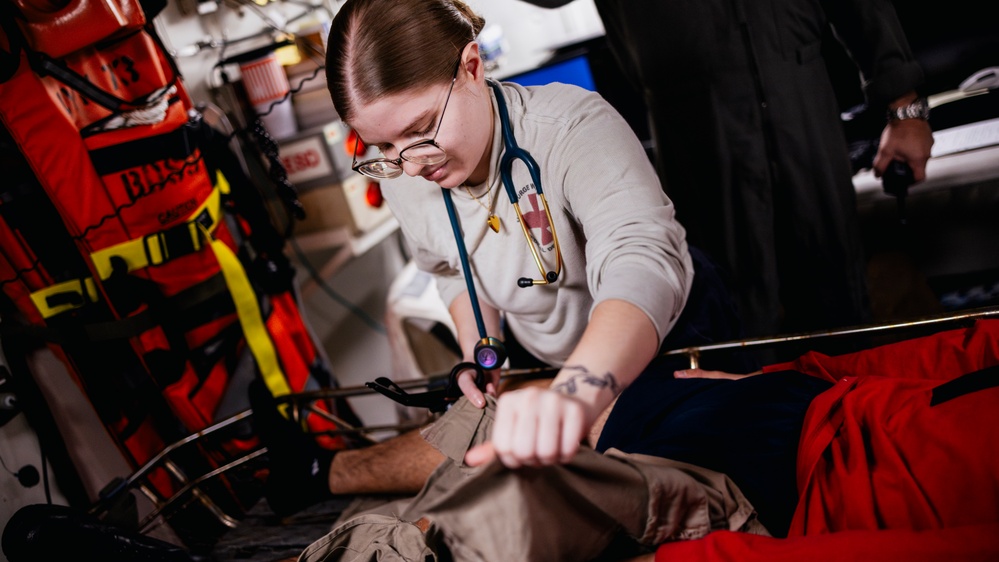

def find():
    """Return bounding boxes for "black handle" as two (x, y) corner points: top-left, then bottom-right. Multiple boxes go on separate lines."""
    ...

(882, 160), (914, 198)
(365, 363), (485, 413)
(882, 160), (915, 224)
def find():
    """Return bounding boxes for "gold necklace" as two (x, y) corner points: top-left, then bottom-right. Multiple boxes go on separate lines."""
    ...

(463, 184), (501, 233)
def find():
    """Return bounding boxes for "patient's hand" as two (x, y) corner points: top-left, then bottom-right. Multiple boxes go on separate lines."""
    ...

(674, 368), (763, 380)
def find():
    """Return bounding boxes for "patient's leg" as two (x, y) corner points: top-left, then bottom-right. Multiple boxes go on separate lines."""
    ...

(327, 376), (559, 495)
(328, 429), (444, 495)
(251, 380), (442, 515)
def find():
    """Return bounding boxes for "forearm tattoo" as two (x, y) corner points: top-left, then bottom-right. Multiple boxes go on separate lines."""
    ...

(552, 365), (620, 397)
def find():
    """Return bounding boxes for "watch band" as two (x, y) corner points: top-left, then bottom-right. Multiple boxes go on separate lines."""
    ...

(887, 97), (930, 122)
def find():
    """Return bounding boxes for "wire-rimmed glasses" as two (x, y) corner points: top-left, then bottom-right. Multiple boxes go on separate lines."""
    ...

(351, 62), (459, 179)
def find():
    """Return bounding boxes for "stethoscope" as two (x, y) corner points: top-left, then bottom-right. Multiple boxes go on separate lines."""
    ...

(441, 80), (563, 372)
(367, 81), (562, 412)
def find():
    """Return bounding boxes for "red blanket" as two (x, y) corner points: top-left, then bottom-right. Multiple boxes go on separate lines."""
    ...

(656, 319), (999, 561)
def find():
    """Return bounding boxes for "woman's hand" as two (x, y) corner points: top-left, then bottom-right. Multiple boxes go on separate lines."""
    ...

(464, 299), (658, 469)
(455, 365), (500, 408)
(465, 386), (594, 468)
(673, 368), (762, 380)
(448, 293), (502, 408)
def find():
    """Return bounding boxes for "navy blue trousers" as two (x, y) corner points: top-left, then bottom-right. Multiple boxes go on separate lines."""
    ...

(596, 369), (831, 537)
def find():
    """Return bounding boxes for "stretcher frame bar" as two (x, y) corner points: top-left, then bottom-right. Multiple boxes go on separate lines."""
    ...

(663, 305), (999, 369)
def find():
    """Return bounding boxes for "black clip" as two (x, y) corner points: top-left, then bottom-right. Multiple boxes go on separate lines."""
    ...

(366, 362), (485, 413)
(882, 160), (915, 225)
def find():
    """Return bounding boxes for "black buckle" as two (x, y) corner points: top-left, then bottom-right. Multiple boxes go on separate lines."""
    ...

(366, 362), (485, 413)
(44, 278), (90, 309)
(143, 222), (201, 266)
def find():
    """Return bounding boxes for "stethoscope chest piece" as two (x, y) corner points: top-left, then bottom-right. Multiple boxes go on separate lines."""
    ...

(474, 336), (506, 370)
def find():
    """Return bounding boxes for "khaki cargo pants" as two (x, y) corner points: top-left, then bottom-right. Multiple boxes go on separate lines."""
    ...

(299, 396), (767, 562)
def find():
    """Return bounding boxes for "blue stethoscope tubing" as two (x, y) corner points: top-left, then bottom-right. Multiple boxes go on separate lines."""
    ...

(491, 80), (546, 206)
(440, 80), (549, 371)
(442, 187), (506, 371)
(441, 189), (504, 371)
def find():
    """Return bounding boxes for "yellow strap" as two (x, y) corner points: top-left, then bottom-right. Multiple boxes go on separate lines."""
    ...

(31, 177), (226, 318)
(31, 172), (292, 415)
(30, 277), (99, 318)
(200, 222), (293, 414)
(215, 169), (231, 196)
(90, 185), (223, 280)
(204, 171), (293, 413)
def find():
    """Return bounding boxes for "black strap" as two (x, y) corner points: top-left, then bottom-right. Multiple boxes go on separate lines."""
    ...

(2, 272), (232, 345)
(25, 27), (178, 115)
(0, 2), (24, 83)
(31, 53), (129, 111)
(187, 322), (243, 386)
(930, 364), (999, 406)
(87, 116), (200, 175)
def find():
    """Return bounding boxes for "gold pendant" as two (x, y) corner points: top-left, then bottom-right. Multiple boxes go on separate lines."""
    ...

(487, 214), (501, 233)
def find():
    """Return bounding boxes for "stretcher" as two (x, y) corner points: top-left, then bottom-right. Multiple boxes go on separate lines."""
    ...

(6, 303), (999, 561)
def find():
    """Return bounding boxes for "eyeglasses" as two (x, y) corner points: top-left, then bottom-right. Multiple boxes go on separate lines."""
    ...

(351, 62), (459, 179)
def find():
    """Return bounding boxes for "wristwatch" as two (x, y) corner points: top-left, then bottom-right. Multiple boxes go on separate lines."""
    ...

(887, 97), (930, 122)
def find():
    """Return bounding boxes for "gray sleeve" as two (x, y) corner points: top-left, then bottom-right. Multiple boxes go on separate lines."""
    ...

(385, 194), (469, 309)
(434, 274), (468, 310)
(405, 242), (467, 311)
(406, 249), (466, 311)
(551, 92), (693, 341)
